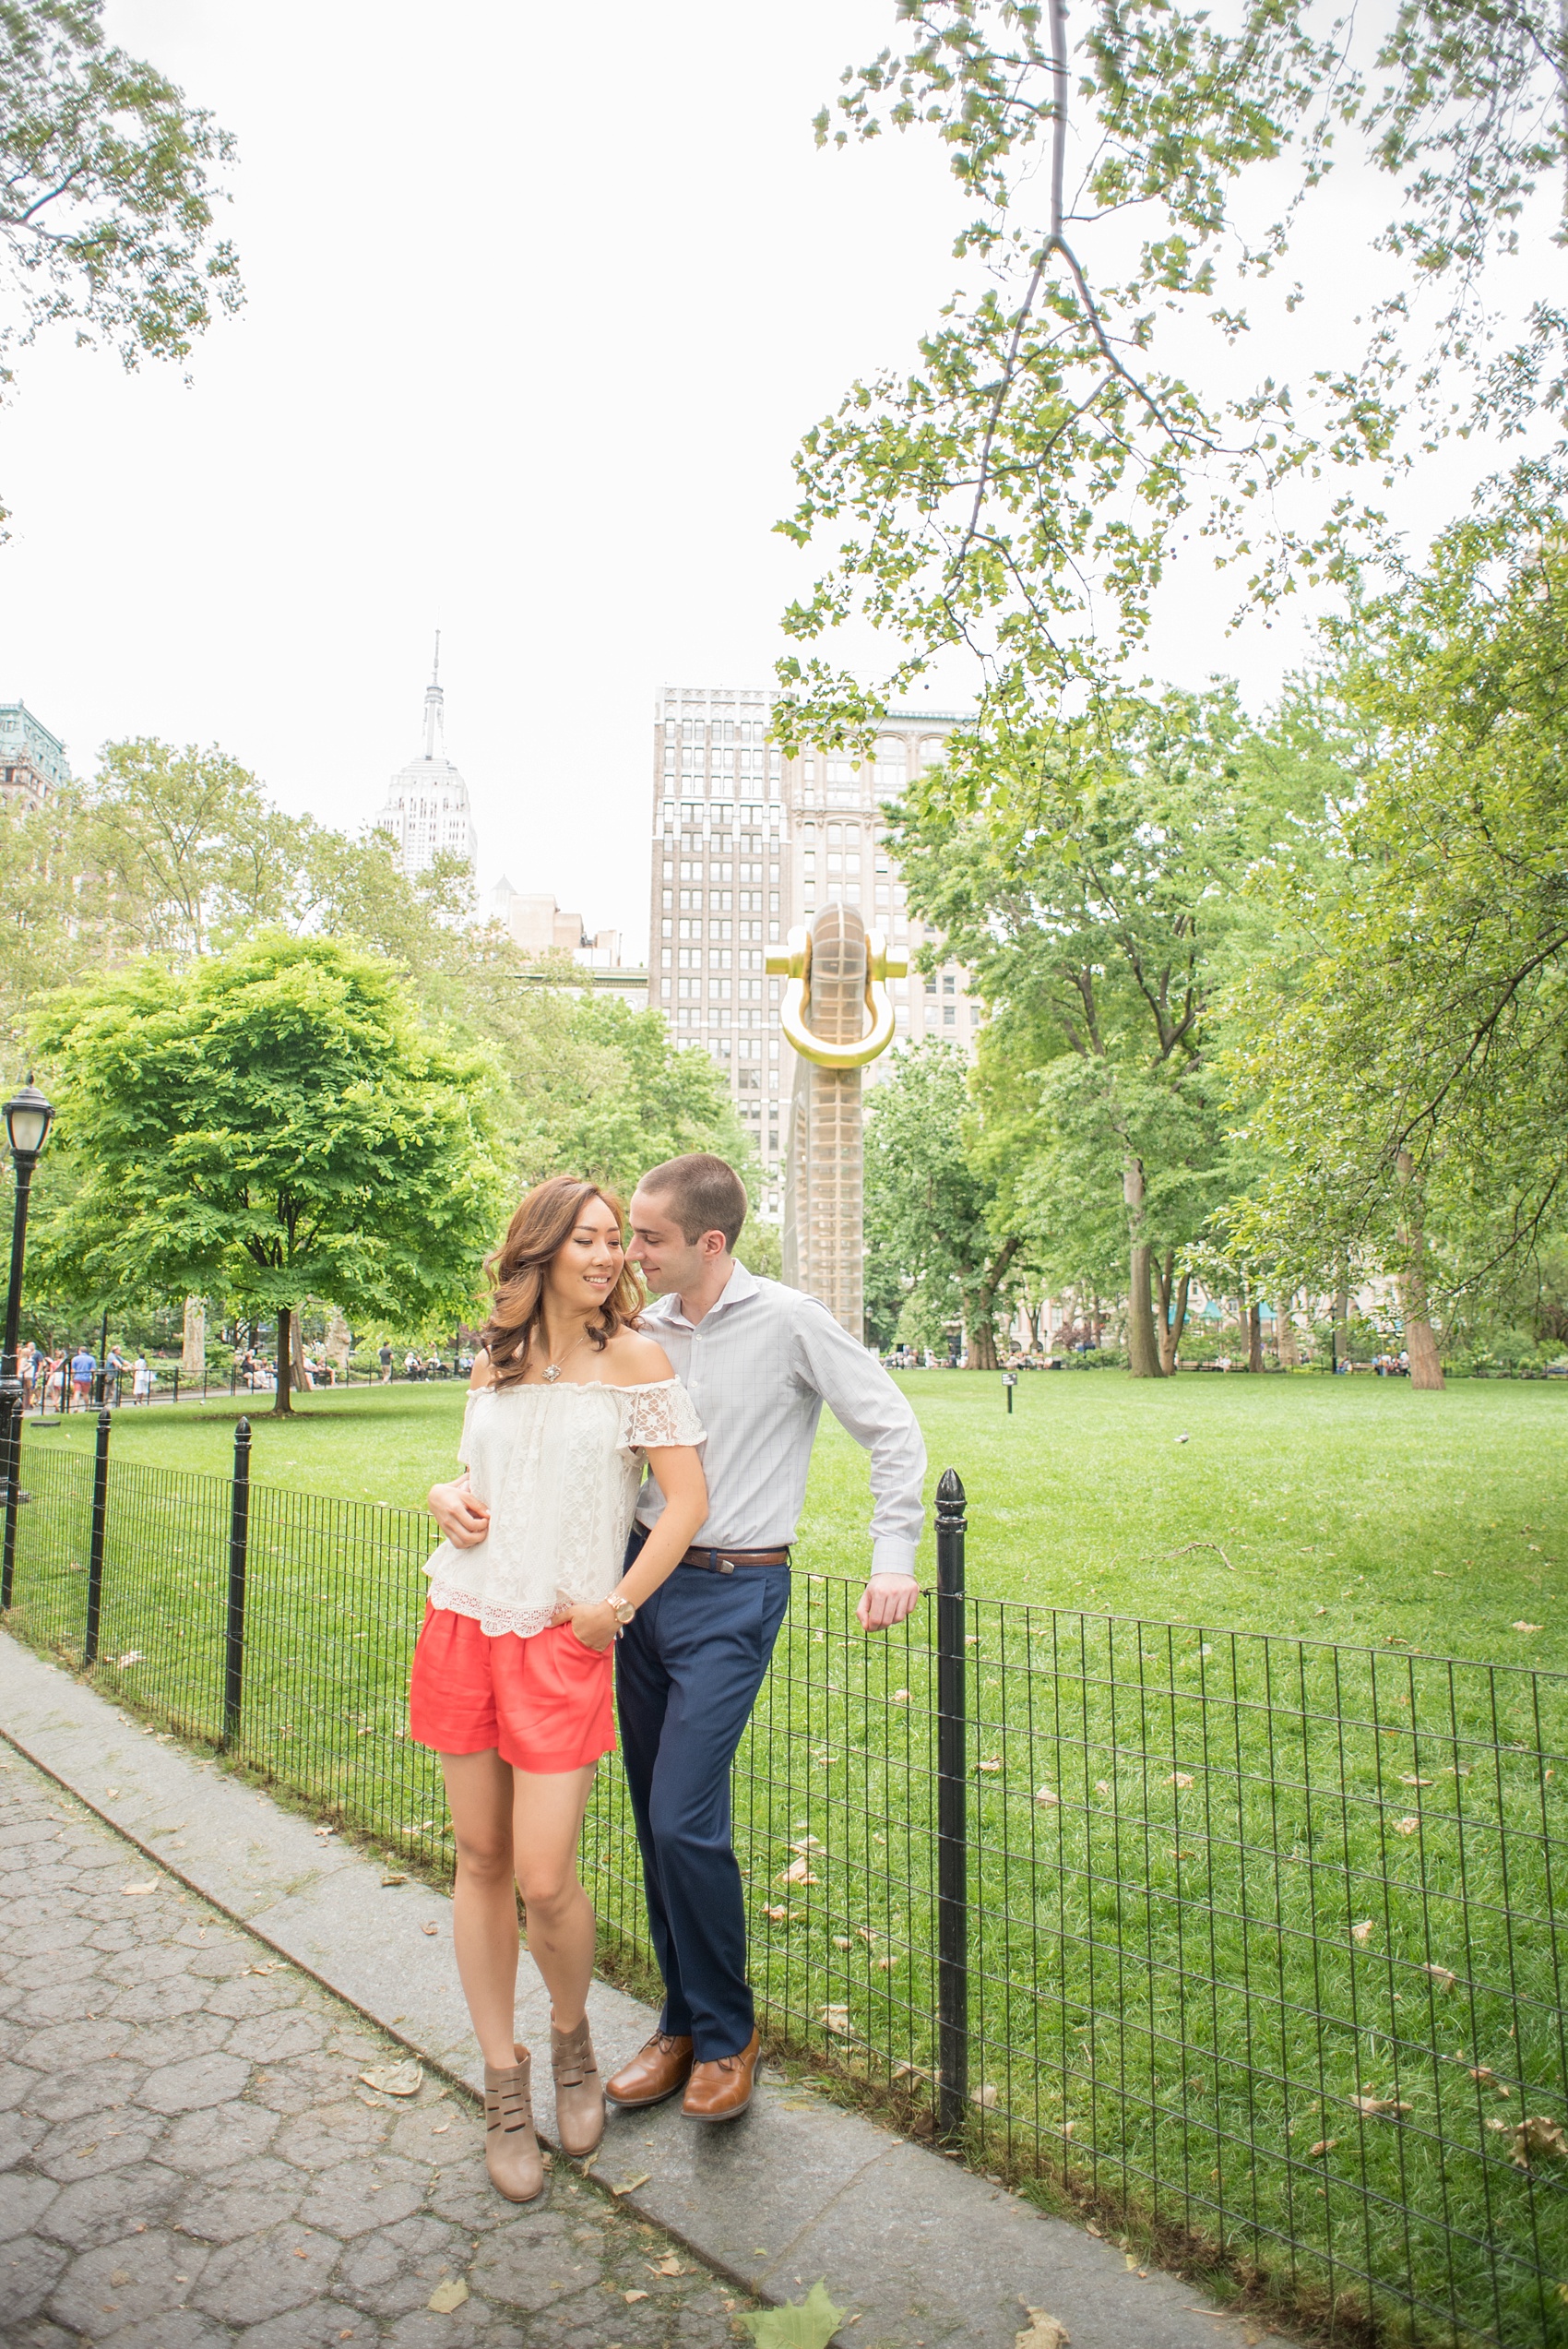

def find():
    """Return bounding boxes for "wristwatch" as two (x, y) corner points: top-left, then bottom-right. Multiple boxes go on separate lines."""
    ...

(611, 1595), (637, 1627)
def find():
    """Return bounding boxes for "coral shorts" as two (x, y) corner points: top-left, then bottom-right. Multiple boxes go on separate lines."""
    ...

(408, 1604), (615, 1775)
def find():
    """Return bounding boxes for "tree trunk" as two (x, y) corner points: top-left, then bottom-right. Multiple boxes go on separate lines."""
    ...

(1155, 1253), (1190, 1377)
(1333, 1260), (1350, 1371)
(1247, 1300), (1265, 1374)
(1123, 1159), (1163, 1377)
(964, 1234), (1022, 1369)
(274, 1305), (293, 1416)
(1276, 1296), (1300, 1370)
(1395, 1149), (1445, 1389)
(182, 1295), (206, 1381)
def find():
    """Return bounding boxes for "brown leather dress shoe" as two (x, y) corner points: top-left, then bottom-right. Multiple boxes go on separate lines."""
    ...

(604, 2031), (695, 2110)
(682, 2029), (761, 2122)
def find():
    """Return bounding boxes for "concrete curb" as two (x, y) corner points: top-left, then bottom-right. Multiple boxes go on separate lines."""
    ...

(0, 1629), (1277, 2347)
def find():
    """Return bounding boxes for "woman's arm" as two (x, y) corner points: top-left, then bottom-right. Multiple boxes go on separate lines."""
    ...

(426, 1351), (494, 1548)
(553, 1442), (708, 1651)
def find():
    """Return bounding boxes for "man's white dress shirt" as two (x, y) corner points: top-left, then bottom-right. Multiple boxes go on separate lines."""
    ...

(634, 1262), (927, 1581)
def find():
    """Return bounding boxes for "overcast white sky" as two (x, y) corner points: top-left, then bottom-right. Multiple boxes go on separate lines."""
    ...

(0, 3), (1528, 959)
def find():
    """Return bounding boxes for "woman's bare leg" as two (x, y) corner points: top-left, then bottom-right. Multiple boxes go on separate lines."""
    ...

(440, 1749), (522, 2069)
(512, 1764), (598, 2032)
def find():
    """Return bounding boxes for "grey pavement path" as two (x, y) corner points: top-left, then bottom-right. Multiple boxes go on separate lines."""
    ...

(2, 1633), (1288, 2349)
(0, 1746), (758, 2349)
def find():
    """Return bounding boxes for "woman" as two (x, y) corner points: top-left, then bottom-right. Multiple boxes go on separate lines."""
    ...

(411, 1175), (707, 2204)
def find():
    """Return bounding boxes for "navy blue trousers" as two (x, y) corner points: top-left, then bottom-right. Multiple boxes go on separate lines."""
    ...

(616, 1540), (790, 2059)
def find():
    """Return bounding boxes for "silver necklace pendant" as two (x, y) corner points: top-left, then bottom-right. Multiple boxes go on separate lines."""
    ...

(542, 1364), (562, 1383)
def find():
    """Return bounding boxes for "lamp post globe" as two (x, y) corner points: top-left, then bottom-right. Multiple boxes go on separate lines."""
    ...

(4, 1079), (54, 1163)
(0, 1075), (54, 1609)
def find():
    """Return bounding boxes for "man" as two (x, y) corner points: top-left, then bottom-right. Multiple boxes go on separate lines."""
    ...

(69, 1343), (96, 1413)
(603, 1153), (924, 2123)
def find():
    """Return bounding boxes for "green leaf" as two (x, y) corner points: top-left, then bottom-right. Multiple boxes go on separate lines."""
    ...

(737, 2279), (848, 2348)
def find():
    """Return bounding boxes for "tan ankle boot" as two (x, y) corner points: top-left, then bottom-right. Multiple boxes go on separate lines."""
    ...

(483, 2045), (544, 2202)
(551, 2014), (605, 2157)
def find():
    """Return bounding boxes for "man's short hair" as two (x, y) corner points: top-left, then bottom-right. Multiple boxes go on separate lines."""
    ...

(637, 1153), (748, 1249)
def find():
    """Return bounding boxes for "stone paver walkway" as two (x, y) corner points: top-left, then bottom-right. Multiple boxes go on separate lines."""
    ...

(0, 1751), (755, 2348)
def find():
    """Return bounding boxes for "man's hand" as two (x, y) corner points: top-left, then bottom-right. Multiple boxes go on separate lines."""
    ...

(857, 1573), (921, 1632)
(427, 1476), (490, 1549)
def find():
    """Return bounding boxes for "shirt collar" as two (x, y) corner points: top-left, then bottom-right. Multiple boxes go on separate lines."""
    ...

(646, 1257), (760, 1331)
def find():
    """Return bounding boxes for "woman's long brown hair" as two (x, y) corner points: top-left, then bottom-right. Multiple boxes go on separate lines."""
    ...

(480, 1176), (643, 1386)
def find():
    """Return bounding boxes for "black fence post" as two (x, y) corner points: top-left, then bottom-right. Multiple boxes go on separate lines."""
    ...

(83, 1406), (112, 1664)
(222, 1416), (251, 1747)
(934, 1465), (969, 2132)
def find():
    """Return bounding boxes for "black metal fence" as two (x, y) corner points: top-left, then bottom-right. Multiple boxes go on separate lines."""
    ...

(3, 1421), (1565, 2348)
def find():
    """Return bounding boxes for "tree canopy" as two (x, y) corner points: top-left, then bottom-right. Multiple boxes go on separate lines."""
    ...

(32, 931), (508, 1410)
(0, 0), (241, 519)
(775, 0), (1568, 743)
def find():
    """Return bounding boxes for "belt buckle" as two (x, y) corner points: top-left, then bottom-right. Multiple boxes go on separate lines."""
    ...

(712, 1550), (735, 1576)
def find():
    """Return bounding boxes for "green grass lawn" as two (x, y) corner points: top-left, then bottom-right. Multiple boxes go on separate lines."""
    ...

(30, 1369), (1568, 1670)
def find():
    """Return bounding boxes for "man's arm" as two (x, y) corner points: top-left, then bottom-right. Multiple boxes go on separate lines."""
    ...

(791, 1305), (926, 1631)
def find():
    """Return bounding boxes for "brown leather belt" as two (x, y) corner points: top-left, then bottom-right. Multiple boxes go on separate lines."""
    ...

(680, 1544), (791, 1574)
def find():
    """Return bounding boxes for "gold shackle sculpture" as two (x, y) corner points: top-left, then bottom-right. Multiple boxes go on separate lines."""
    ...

(765, 924), (909, 1070)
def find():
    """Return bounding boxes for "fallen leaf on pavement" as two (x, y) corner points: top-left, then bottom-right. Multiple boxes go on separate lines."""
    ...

(426, 2279), (469, 2313)
(421, 1922), (438, 1937)
(624, 2289), (648, 2304)
(380, 1872), (408, 1888)
(610, 2172), (649, 2196)
(1016, 2313), (1071, 2349)
(359, 2061), (422, 2098)
(737, 2279), (847, 2347)
(121, 1883), (157, 1898)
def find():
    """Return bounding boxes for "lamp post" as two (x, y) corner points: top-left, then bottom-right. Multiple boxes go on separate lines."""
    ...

(0, 1079), (54, 1610)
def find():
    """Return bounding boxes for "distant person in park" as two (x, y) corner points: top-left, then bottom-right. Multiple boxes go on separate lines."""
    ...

(610, 1154), (922, 2126)
(131, 1353), (151, 1404)
(418, 1176), (707, 2204)
(379, 1341), (393, 1384)
(69, 1344), (96, 1410)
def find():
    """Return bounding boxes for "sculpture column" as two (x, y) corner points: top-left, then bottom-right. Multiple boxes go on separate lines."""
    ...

(771, 906), (905, 1340)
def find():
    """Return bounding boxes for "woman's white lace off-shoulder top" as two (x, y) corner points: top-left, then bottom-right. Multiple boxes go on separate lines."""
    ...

(422, 1378), (707, 1640)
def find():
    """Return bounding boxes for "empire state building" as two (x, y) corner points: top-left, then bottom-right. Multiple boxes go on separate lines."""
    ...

(374, 639), (479, 878)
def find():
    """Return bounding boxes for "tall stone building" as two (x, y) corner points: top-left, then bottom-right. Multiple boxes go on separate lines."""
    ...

(0, 703), (69, 808)
(374, 641), (479, 879)
(645, 686), (981, 1221)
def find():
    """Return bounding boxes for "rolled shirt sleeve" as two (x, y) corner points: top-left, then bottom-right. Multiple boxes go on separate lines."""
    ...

(790, 1304), (927, 1581)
